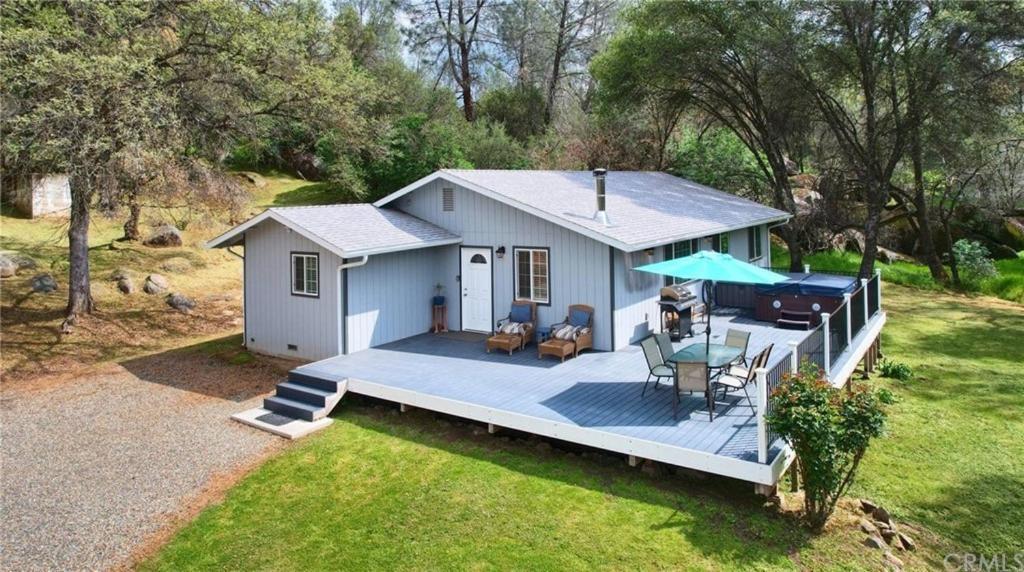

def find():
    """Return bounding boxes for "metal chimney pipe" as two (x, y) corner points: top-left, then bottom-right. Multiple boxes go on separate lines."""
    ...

(593, 168), (609, 225)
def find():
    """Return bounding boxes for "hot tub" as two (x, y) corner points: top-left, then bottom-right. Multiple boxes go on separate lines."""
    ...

(755, 273), (858, 326)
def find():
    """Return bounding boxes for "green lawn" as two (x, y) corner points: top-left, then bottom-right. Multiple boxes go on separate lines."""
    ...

(774, 244), (1024, 303)
(144, 282), (1024, 571)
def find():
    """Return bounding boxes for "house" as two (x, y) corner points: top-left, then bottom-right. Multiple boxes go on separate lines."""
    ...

(207, 169), (790, 362)
(5, 173), (71, 218)
(210, 169), (887, 492)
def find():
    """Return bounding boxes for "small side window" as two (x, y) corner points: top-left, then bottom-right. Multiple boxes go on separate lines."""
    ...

(291, 253), (319, 297)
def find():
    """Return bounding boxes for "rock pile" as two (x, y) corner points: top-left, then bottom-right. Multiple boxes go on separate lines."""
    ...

(856, 499), (915, 570)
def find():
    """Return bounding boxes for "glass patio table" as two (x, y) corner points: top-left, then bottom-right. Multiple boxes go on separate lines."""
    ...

(667, 343), (742, 369)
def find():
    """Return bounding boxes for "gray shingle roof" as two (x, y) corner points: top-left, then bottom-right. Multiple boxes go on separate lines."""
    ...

(207, 204), (461, 257)
(379, 170), (790, 250)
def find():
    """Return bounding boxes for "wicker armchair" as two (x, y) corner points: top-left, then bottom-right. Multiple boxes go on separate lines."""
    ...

(486, 300), (537, 355)
(538, 304), (594, 361)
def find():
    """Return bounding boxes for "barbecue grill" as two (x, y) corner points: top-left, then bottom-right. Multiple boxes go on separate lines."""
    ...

(658, 284), (698, 341)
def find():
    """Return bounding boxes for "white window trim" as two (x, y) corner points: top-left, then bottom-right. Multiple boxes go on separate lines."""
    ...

(291, 253), (319, 297)
(514, 247), (549, 304)
(748, 226), (764, 262)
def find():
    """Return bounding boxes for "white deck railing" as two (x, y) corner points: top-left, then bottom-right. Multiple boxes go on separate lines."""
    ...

(755, 269), (885, 466)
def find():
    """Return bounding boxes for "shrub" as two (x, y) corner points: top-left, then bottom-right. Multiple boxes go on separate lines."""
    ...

(953, 239), (998, 288)
(767, 364), (893, 529)
(879, 359), (913, 381)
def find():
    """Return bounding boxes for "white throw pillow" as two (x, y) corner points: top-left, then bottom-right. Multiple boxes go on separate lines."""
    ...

(500, 321), (524, 335)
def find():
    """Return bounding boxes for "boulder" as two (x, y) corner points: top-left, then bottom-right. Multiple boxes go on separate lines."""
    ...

(235, 171), (268, 188)
(872, 506), (892, 525)
(864, 536), (887, 550)
(159, 256), (192, 273)
(110, 268), (132, 282)
(143, 274), (169, 295)
(166, 293), (196, 313)
(143, 225), (183, 248)
(859, 499), (878, 513)
(859, 518), (878, 535)
(0, 256), (16, 278)
(881, 528), (898, 543)
(31, 273), (57, 293)
(877, 246), (914, 265)
(897, 531), (916, 552)
(117, 277), (135, 295)
(7, 253), (37, 273)
(784, 156), (800, 176)
(883, 551), (904, 570)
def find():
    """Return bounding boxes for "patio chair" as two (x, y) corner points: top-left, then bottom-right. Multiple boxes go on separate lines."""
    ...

(674, 360), (713, 421)
(538, 304), (594, 361)
(714, 343), (773, 409)
(486, 300), (537, 355)
(654, 332), (676, 365)
(723, 328), (751, 367)
(640, 335), (674, 397)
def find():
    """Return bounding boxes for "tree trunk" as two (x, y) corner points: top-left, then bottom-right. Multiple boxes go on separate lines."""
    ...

(63, 173), (95, 332)
(859, 192), (883, 279)
(944, 220), (961, 287)
(123, 189), (142, 242)
(544, 0), (570, 126)
(784, 228), (804, 272)
(909, 124), (947, 282)
(459, 42), (475, 121)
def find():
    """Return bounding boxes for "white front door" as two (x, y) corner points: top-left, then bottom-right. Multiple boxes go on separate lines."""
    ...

(461, 247), (492, 333)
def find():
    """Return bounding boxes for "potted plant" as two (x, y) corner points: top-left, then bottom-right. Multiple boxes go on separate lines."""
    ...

(433, 283), (445, 306)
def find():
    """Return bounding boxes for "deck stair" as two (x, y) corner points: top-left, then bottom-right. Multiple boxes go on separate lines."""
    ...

(232, 371), (347, 439)
(263, 372), (346, 421)
(776, 310), (812, 331)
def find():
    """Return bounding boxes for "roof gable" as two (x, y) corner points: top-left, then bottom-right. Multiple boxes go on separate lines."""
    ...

(206, 204), (461, 257)
(375, 170), (790, 251)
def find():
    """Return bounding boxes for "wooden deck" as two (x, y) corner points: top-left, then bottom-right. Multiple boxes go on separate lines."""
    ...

(297, 310), (812, 486)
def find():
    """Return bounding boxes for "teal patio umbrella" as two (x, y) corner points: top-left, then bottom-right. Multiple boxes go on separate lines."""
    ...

(634, 250), (789, 360)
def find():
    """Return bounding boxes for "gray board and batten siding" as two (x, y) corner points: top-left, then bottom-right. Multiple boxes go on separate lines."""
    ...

(243, 219), (343, 361)
(394, 178), (615, 351)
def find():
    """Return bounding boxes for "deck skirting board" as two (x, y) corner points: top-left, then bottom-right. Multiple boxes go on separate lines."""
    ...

(344, 377), (781, 485)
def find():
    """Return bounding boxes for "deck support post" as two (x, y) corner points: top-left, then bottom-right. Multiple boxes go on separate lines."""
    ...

(843, 293), (853, 346)
(788, 340), (799, 372)
(820, 312), (831, 379)
(400, 403), (412, 413)
(860, 278), (870, 328)
(487, 423), (498, 434)
(875, 269), (883, 311)
(628, 455), (640, 468)
(754, 483), (776, 497)
(755, 367), (769, 464)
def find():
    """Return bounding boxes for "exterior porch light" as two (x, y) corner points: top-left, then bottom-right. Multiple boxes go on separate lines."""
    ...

(496, 246), (506, 259)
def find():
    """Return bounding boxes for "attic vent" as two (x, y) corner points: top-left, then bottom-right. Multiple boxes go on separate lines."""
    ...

(442, 188), (455, 212)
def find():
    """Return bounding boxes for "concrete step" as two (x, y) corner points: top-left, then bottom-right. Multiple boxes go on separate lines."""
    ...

(264, 396), (324, 421)
(288, 371), (344, 392)
(276, 382), (333, 407)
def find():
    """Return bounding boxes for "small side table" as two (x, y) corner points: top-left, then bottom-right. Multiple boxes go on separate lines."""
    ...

(431, 304), (448, 333)
(535, 326), (551, 343)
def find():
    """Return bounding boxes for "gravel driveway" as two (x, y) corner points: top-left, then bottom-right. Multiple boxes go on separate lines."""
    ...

(1, 346), (287, 571)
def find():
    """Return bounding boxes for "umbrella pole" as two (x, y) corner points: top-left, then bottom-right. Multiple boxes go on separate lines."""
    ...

(704, 280), (714, 415)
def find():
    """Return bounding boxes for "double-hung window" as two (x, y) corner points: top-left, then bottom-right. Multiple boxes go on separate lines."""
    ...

(748, 226), (764, 262)
(514, 247), (549, 304)
(664, 239), (699, 285)
(291, 253), (319, 297)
